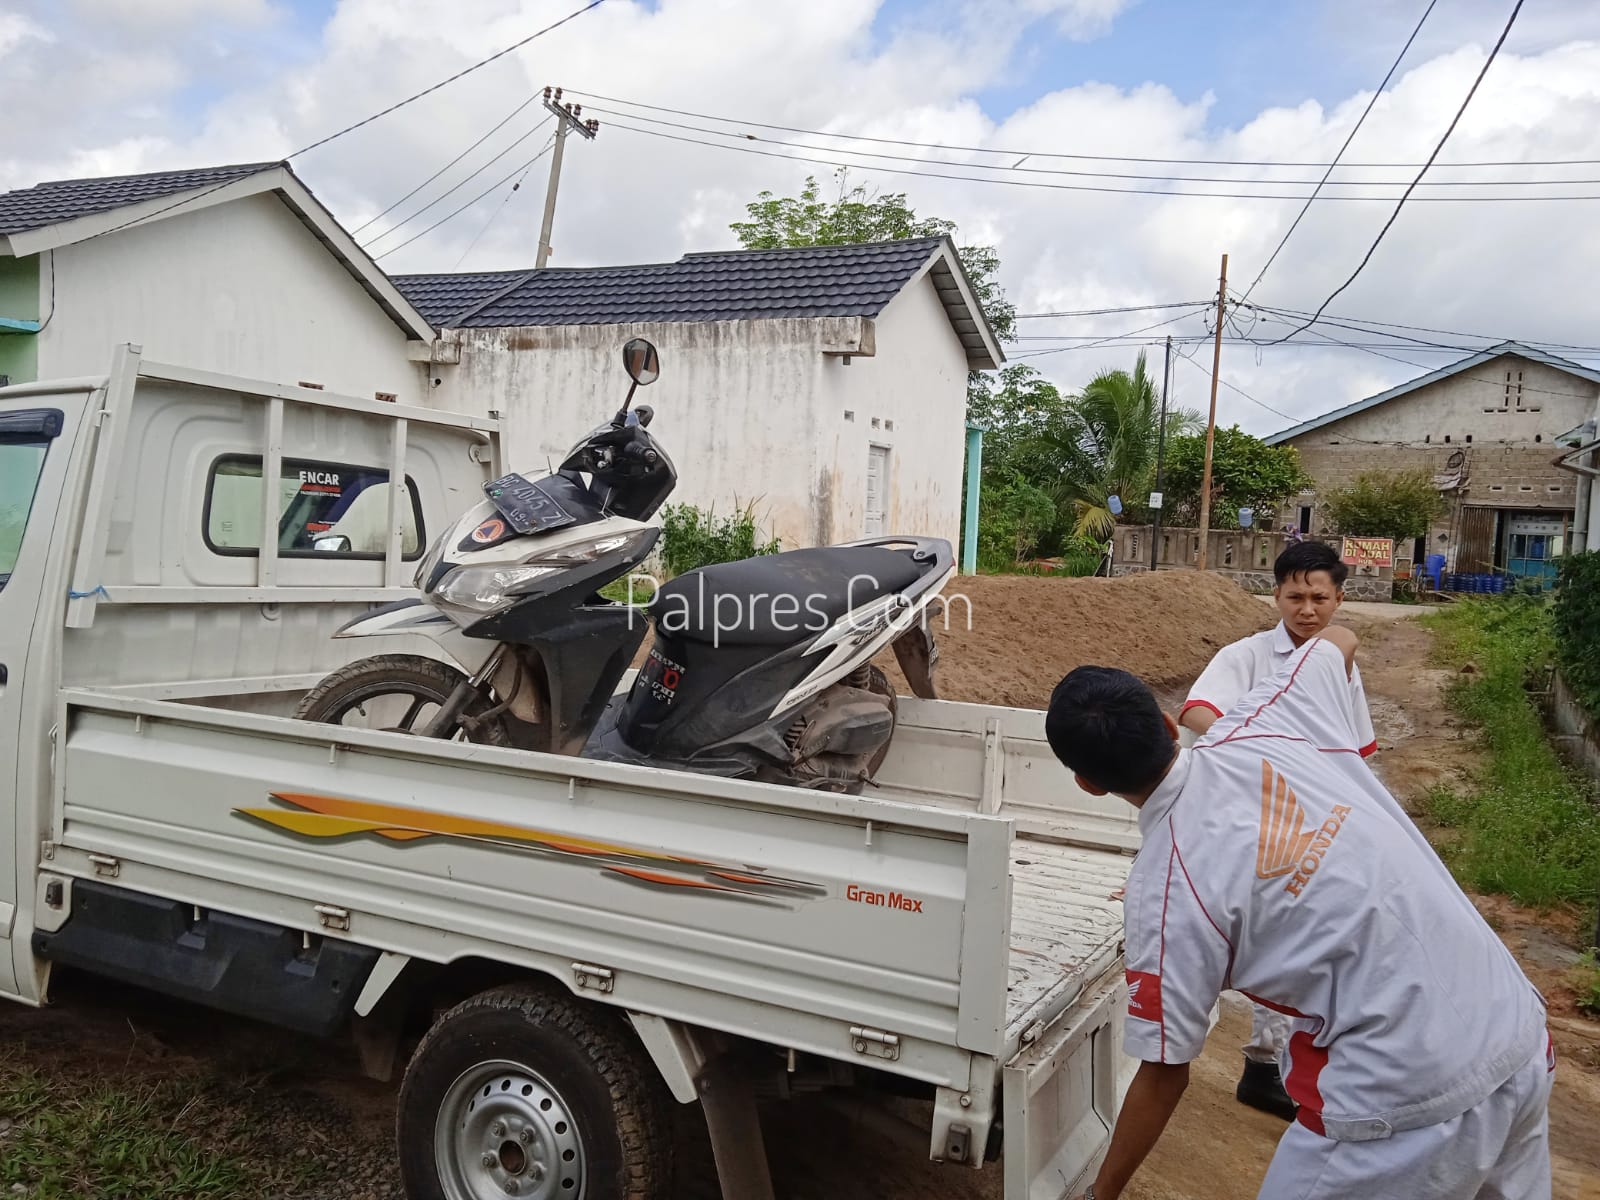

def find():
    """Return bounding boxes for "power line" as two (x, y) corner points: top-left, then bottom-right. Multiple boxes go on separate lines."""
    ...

(454, 139), (555, 267)
(1173, 345), (1299, 423)
(1267, 0), (1527, 344)
(362, 117), (553, 248)
(1242, 301), (1600, 356)
(577, 102), (1600, 190)
(564, 86), (1600, 171)
(1240, 0), (1438, 303)
(1016, 302), (1212, 319)
(602, 115), (1600, 203)
(354, 93), (543, 235)
(1011, 307), (1213, 359)
(293, 1), (604, 160)
(78, 0), (608, 246)
(372, 142), (557, 262)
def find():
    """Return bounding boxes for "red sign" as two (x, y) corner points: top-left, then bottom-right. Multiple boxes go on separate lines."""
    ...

(1340, 537), (1393, 568)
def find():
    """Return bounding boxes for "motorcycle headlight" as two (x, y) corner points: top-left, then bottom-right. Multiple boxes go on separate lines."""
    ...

(530, 532), (645, 565)
(433, 564), (559, 615)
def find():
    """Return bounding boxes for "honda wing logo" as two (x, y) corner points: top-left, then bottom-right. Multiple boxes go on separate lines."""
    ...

(1125, 970), (1162, 1022)
(1257, 760), (1352, 899)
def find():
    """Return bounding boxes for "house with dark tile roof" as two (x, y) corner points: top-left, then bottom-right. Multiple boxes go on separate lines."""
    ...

(0, 161), (433, 403)
(392, 237), (1002, 549)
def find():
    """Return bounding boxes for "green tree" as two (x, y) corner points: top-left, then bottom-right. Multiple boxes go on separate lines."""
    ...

(1028, 351), (1200, 540)
(1324, 469), (1446, 542)
(1163, 425), (1313, 529)
(977, 472), (1058, 570)
(730, 171), (1016, 405)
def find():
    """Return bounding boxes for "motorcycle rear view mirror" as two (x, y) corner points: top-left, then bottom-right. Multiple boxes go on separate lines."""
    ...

(623, 338), (660, 386)
(613, 338), (661, 426)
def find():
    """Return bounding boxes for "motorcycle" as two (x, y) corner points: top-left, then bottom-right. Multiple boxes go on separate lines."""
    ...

(295, 337), (953, 794)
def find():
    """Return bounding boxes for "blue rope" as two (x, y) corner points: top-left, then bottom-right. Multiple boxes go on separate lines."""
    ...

(68, 585), (109, 600)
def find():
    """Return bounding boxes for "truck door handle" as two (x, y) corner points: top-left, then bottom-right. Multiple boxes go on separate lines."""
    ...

(0, 664), (7, 685)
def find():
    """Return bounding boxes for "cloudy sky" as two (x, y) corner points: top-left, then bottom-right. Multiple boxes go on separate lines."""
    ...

(4, 0), (1599, 434)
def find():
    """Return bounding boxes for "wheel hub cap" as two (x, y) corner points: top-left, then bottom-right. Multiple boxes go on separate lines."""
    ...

(436, 1061), (586, 1200)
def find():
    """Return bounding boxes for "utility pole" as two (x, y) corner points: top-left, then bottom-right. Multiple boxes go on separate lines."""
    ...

(1150, 334), (1173, 573)
(1195, 253), (1229, 570)
(536, 86), (599, 269)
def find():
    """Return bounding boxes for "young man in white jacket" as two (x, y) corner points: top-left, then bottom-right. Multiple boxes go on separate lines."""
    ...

(1048, 628), (1552, 1200)
(1178, 540), (1377, 1121)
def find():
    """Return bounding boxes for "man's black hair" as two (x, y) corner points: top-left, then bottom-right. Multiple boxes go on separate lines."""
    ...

(1274, 539), (1348, 588)
(1044, 666), (1177, 796)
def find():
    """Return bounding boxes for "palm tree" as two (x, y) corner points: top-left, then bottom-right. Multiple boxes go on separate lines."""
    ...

(1048, 352), (1201, 541)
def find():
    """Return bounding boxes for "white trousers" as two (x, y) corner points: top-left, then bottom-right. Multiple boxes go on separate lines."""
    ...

(1256, 1039), (1555, 1200)
(1209, 992), (1292, 1064)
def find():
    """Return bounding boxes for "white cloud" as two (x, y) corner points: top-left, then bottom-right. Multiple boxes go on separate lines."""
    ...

(0, 12), (51, 60)
(4, 0), (1600, 437)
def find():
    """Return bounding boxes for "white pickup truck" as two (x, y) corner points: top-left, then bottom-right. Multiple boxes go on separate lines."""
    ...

(0, 347), (1141, 1200)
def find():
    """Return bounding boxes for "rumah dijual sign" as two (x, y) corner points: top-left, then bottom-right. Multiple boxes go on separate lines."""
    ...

(1340, 536), (1394, 570)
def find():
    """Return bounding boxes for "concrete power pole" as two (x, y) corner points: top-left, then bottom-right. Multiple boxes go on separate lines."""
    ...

(536, 86), (599, 269)
(1195, 253), (1229, 570)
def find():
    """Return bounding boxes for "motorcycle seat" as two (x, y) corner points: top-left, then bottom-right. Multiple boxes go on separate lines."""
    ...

(648, 546), (923, 646)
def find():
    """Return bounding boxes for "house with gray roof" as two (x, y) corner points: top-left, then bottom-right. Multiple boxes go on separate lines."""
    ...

(393, 237), (1002, 551)
(0, 161), (433, 403)
(1264, 342), (1600, 582)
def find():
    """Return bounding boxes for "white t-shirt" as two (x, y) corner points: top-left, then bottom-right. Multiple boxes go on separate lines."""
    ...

(1122, 639), (1546, 1141)
(1181, 621), (1377, 758)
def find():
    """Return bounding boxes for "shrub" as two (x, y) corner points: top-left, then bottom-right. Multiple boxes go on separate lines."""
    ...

(657, 501), (780, 577)
(977, 472), (1059, 572)
(1324, 469), (1445, 542)
(1553, 551), (1600, 722)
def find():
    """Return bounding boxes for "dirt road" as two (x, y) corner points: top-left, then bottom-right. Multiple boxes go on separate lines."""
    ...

(2, 582), (1597, 1199)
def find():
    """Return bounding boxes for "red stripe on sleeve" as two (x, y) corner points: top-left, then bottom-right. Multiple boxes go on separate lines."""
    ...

(1179, 699), (1223, 719)
(1359, 740), (1378, 758)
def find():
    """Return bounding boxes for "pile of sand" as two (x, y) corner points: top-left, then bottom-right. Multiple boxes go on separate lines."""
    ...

(877, 570), (1275, 710)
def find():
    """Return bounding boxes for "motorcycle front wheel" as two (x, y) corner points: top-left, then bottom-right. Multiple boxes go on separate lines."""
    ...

(294, 653), (513, 746)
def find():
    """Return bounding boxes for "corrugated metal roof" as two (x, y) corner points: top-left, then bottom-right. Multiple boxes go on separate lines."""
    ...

(0, 162), (282, 236)
(391, 237), (1003, 368)
(1264, 341), (1600, 445)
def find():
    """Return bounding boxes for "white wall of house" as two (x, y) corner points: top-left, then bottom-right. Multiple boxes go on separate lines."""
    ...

(820, 272), (969, 545)
(430, 288), (973, 552)
(35, 193), (424, 403)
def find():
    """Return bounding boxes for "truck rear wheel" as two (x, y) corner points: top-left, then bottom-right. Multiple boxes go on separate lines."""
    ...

(398, 983), (673, 1200)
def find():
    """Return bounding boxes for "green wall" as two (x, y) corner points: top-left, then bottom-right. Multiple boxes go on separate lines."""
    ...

(0, 254), (40, 385)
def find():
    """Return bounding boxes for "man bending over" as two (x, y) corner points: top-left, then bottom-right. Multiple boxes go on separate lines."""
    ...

(1050, 628), (1553, 1200)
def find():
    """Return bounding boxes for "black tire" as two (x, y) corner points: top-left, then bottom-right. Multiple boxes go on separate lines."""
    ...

(293, 653), (512, 746)
(397, 983), (674, 1200)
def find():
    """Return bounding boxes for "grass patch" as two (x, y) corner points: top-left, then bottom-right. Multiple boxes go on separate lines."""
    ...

(599, 574), (656, 605)
(1420, 596), (1600, 907)
(0, 1052), (322, 1199)
(1578, 950), (1600, 1017)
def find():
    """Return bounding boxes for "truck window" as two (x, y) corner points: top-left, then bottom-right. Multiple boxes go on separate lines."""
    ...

(204, 454), (425, 559)
(0, 428), (53, 591)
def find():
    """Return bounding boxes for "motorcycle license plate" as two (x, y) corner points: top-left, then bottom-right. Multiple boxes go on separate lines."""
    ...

(483, 473), (579, 534)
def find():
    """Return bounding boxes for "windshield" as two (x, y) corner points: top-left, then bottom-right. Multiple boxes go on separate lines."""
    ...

(0, 438), (49, 590)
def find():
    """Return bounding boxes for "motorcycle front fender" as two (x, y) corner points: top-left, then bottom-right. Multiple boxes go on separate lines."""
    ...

(333, 598), (497, 676)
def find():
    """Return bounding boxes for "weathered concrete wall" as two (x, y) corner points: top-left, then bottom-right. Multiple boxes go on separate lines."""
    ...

(1110, 525), (1394, 598)
(1548, 670), (1600, 785)
(37, 193), (423, 403)
(434, 280), (971, 551)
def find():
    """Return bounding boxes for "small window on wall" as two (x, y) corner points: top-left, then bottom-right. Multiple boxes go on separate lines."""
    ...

(204, 455), (424, 559)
